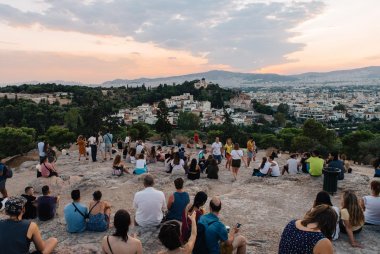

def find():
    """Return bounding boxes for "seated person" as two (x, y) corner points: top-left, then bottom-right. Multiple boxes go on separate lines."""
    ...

(166, 178), (190, 221)
(361, 180), (380, 225)
(267, 156), (281, 177)
(0, 197), (58, 254)
(156, 146), (165, 162)
(148, 146), (157, 164)
(206, 159), (219, 180)
(327, 152), (345, 180)
(282, 154), (299, 175)
(158, 212), (197, 254)
(133, 174), (166, 227)
(253, 157), (271, 177)
(126, 148), (137, 164)
(64, 189), (88, 233)
(170, 153), (186, 175)
(164, 154), (173, 173)
(37, 185), (59, 221)
(101, 209), (143, 254)
(133, 153), (148, 175)
(198, 197), (247, 254)
(21, 186), (37, 220)
(198, 156), (207, 173)
(373, 158), (380, 177)
(39, 157), (58, 178)
(188, 158), (201, 180)
(0, 197), (8, 212)
(112, 155), (130, 176)
(306, 150), (324, 176)
(87, 190), (111, 232)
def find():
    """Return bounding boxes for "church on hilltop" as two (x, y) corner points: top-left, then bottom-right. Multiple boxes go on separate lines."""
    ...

(194, 78), (209, 89)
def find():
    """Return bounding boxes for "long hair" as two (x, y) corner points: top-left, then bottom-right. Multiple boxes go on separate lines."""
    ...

(301, 204), (337, 239)
(113, 154), (121, 166)
(313, 191), (333, 207)
(260, 157), (267, 169)
(113, 209), (130, 242)
(151, 146), (156, 157)
(190, 158), (197, 171)
(173, 152), (180, 165)
(342, 190), (364, 226)
(158, 221), (182, 250)
(129, 148), (136, 157)
(189, 191), (208, 214)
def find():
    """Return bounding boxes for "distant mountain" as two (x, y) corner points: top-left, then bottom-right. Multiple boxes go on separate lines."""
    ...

(102, 70), (297, 88)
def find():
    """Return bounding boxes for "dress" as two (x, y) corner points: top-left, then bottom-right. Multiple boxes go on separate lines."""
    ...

(78, 139), (86, 155)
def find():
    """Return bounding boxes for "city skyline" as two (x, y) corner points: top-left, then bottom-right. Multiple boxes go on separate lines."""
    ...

(0, 0), (379, 83)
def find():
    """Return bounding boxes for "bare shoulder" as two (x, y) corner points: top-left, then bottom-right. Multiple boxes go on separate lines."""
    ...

(314, 238), (333, 254)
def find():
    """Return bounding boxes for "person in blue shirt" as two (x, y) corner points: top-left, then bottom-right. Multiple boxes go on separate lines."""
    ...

(0, 162), (8, 198)
(37, 141), (46, 163)
(373, 158), (380, 177)
(198, 197), (247, 254)
(327, 152), (345, 180)
(64, 189), (88, 233)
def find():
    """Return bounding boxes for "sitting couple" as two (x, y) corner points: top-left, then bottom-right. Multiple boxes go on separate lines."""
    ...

(64, 190), (111, 233)
(253, 156), (280, 177)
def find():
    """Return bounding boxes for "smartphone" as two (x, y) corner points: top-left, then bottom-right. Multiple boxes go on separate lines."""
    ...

(236, 223), (242, 228)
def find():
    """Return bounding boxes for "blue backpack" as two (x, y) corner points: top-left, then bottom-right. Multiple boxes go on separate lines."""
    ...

(193, 220), (217, 254)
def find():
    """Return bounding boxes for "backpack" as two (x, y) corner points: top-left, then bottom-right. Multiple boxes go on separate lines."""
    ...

(0, 163), (12, 179)
(193, 220), (217, 254)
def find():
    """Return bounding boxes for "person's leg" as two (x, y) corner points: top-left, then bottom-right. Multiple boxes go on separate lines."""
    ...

(0, 187), (8, 198)
(41, 237), (58, 254)
(232, 234), (247, 254)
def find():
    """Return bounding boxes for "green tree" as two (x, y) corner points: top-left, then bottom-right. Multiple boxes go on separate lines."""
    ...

(274, 112), (286, 127)
(333, 104), (346, 111)
(0, 127), (35, 157)
(278, 128), (303, 152)
(45, 125), (76, 150)
(277, 103), (290, 115)
(155, 101), (172, 145)
(177, 112), (200, 130)
(131, 122), (151, 141)
(291, 136), (316, 152)
(207, 130), (223, 143)
(64, 108), (83, 133)
(259, 134), (283, 149)
(341, 130), (374, 161)
(128, 128), (139, 141)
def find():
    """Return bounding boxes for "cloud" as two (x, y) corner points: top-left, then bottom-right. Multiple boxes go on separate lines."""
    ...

(0, 0), (325, 70)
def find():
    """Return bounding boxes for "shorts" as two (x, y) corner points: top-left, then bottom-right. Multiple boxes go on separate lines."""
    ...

(247, 151), (255, 158)
(105, 143), (112, 153)
(231, 159), (241, 168)
(213, 155), (222, 164)
(0, 180), (6, 191)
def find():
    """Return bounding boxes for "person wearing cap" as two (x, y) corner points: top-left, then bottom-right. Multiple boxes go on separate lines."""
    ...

(0, 196), (58, 254)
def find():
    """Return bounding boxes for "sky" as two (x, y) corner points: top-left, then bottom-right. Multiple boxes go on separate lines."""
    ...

(0, 0), (379, 83)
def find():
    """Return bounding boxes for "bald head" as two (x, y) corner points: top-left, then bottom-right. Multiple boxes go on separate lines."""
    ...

(210, 196), (222, 213)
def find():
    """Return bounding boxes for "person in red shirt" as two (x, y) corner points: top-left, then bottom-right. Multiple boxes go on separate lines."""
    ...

(194, 132), (199, 147)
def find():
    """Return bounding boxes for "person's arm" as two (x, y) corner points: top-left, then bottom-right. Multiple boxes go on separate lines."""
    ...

(29, 222), (46, 252)
(342, 219), (362, 248)
(225, 225), (238, 246)
(162, 193), (167, 212)
(167, 194), (174, 210)
(360, 197), (366, 211)
(313, 238), (333, 254)
(267, 168), (272, 176)
(136, 240), (143, 254)
(184, 211), (197, 253)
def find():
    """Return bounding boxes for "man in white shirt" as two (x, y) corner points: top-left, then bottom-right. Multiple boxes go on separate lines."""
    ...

(136, 141), (144, 155)
(133, 174), (166, 227)
(282, 154), (299, 175)
(211, 137), (223, 164)
(268, 156), (281, 177)
(88, 135), (97, 162)
(125, 136), (130, 146)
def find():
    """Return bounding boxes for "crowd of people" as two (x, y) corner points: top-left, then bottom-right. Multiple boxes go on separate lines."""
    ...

(0, 132), (380, 253)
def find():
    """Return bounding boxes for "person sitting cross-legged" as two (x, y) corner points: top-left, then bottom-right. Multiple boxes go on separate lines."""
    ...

(64, 189), (88, 233)
(166, 178), (190, 221)
(87, 190), (111, 232)
(37, 185), (59, 221)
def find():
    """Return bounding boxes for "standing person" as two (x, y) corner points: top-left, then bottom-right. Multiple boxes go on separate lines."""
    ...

(88, 134), (98, 162)
(267, 156), (281, 177)
(37, 185), (59, 221)
(124, 135), (130, 147)
(246, 137), (256, 167)
(98, 131), (105, 161)
(77, 135), (88, 161)
(37, 140), (46, 164)
(0, 197), (58, 254)
(87, 191), (111, 232)
(101, 209), (143, 254)
(198, 197), (247, 254)
(360, 180), (380, 225)
(224, 138), (233, 170)
(194, 132), (199, 147)
(64, 189), (88, 233)
(230, 143), (246, 181)
(278, 204), (336, 254)
(282, 154), (299, 175)
(166, 178), (190, 221)
(340, 190), (365, 248)
(133, 174), (166, 227)
(21, 186), (37, 220)
(211, 137), (223, 164)
(103, 129), (113, 161)
(187, 158), (201, 180)
(117, 138), (123, 154)
(0, 162), (9, 198)
(306, 150), (324, 177)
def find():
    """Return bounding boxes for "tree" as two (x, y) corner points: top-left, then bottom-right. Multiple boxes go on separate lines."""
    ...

(207, 130), (223, 143)
(0, 127), (35, 157)
(341, 130), (374, 161)
(277, 103), (290, 115)
(131, 122), (151, 141)
(177, 112), (200, 130)
(64, 108), (83, 133)
(333, 104), (346, 111)
(45, 126), (76, 150)
(155, 101), (172, 144)
(128, 128), (139, 141)
(259, 134), (283, 149)
(274, 112), (286, 127)
(278, 128), (303, 152)
(291, 136), (316, 152)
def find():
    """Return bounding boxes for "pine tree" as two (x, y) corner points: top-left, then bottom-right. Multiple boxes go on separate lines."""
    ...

(155, 101), (172, 145)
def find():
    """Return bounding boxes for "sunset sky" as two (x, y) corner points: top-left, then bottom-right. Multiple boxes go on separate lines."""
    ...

(0, 0), (379, 83)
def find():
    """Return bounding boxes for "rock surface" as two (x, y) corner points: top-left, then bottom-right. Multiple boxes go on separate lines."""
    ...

(1, 147), (379, 254)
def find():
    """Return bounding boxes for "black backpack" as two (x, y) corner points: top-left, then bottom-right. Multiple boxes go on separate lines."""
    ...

(193, 220), (217, 254)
